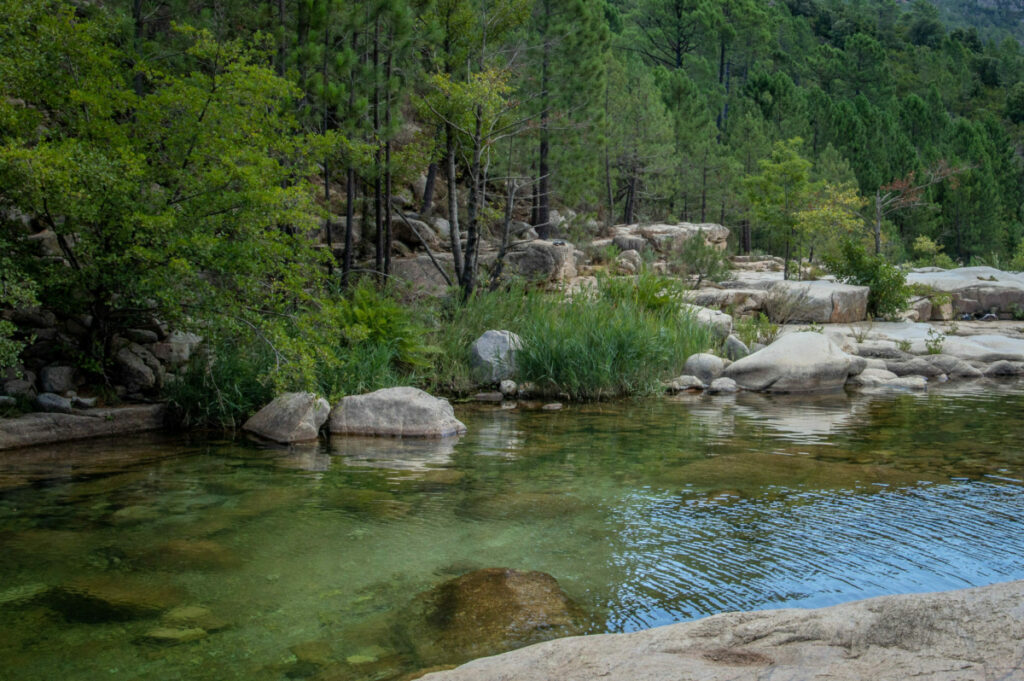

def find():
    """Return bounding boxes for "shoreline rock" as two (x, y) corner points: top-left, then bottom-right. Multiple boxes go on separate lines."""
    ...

(419, 579), (1024, 681)
(0, 405), (167, 451)
(329, 387), (467, 438)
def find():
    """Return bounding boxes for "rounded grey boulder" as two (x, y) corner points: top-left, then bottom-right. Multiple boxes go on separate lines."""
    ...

(470, 330), (523, 384)
(242, 392), (330, 444)
(723, 332), (860, 393)
(683, 353), (724, 385)
(329, 387), (467, 438)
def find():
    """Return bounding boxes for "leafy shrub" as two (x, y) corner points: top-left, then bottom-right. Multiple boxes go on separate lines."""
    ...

(733, 313), (779, 347)
(925, 328), (946, 354)
(911, 236), (956, 269)
(165, 281), (433, 427)
(669, 238), (732, 287)
(824, 240), (909, 319)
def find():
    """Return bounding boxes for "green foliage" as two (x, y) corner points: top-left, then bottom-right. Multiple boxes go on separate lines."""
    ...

(669, 238), (732, 287)
(824, 240), (910, 318)
(598, 269), (687, 312)
(925, 327), (946, 354)
(911, 235), (957, 268)
(907, 282), (953, 307)
(514, 278), (714, 400)
(0, 242), (37, 374)
(0, 5), (331, 380)
(896, 338), (913, 352)
(733, 313), (779, 347)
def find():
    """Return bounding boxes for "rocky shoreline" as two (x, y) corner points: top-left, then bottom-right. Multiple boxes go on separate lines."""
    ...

(419, 579), (1024, 681)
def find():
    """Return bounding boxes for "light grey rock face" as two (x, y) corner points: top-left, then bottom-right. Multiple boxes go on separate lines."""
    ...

(683, 304), (733, 338)
(848, 369), (927, 390)
(0, 405), (166, 450)
(723, 332), (858, 393)
(884, 357), (945, 377)
(766, 280), (869, 324)
(983, 360), (1024, 376)
(242, 392), (330, 444)
(690, 288), (767, 316)
(907, 266), (1024, 315)
(35, 392), (72, 414)
(609, 223), (730, 254)
(115, 343), (163, 393)
(683, 353), (724, 384)
(505, 240), (577, 282)
(470, 330), (523, 384)
(39, 366), (76, 394)
(3, 379), (36, 399)
(329, 387), (466, 438)
(666, 375), (705, 392)
(419, 580), (1024, 681)
(392, 216), (440, 250)
(151, 331), (202, 368)
(614, 249), (643, 275)
(708, 377), (738, 394)
(724, 335), (750, 360)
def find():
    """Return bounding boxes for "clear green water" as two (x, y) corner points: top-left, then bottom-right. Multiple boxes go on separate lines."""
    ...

(2, 384), (1024, 680)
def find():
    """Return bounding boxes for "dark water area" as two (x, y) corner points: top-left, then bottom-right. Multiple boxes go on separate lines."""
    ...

(2, 383), (1024, 680)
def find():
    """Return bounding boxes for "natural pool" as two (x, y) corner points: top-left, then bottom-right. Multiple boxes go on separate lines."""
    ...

(2, 384), (1024, 680)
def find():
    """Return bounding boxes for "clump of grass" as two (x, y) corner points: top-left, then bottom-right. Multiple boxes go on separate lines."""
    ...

(515, 274), (714, 400)
(428, 272), (714, 400)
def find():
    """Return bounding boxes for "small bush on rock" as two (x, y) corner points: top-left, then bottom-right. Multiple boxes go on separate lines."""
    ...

(824, 240), (909, 319)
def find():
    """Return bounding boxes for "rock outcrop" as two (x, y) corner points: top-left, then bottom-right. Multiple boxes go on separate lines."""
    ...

(766, 280), (869, 324)
(907, 266), (1024, 316)
(329, 387), (466, 438)
(242, 392), (330, 444)
(505, 240), (577, 282)
(723, 332), (863, 392)
(0, 405), (166, 450)
(609, 223), (730, 254)
(419, 580), (1024, 681)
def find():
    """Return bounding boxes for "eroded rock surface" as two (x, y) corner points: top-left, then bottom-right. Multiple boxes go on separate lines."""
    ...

(329, 387), (466, 438)
(242, 392), (330, 444)
(420, 580), (1024, 681)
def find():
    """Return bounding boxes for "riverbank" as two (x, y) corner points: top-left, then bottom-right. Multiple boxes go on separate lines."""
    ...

(420, 579), (1024, 681)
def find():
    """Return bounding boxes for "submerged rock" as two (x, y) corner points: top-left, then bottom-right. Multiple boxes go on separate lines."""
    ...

(49, 576), (185, 622)
(242, 392), (330, 444)
(404, 567), (587, 667)
(329, 387), (466, 438)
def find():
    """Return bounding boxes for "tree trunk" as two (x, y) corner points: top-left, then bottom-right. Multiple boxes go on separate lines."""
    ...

(742, 219), (751, 254)
(446, 124), (463, 282)
(462, 110), (484, 296)
(536, 9), (552, 239)
(132, 0), (145, 96)
(276, 0), (286, 77)
(623, 173), (636, 224)
(384, 46), (394, 277)
(373, 19), (384, 277)
(422, 161), (438, 215)
(343, 167), (355, 287)
(874, 189), (882, 255)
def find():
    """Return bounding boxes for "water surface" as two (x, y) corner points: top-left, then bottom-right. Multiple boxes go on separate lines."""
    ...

(2, 383), (1023, 680)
